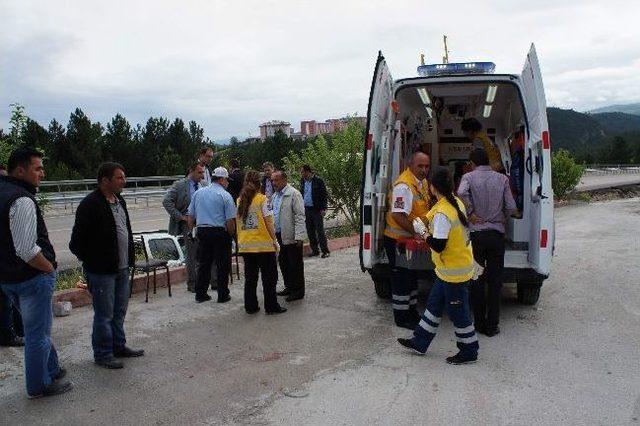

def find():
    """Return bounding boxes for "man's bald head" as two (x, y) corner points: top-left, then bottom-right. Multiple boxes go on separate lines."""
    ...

(409, 151), (431, 181)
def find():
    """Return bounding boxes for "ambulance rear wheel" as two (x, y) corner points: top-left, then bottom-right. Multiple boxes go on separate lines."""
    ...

(371, 264), (391, 300)
(516, 279), (542, 305)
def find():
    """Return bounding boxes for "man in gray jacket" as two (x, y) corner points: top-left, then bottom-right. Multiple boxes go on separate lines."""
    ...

(162, 162), (215, 292)
(270, 170), (307, 301)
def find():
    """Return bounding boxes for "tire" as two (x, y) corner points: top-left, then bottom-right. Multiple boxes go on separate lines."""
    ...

(370, 264), (391, 299)
(516, 274), (543, 305)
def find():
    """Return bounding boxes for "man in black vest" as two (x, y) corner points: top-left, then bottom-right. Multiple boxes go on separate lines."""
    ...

(0, 147), (72, 398)
(70, 162), (143, 369)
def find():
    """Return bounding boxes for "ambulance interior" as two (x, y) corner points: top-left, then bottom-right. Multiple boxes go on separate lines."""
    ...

(393, 82), (529, 247)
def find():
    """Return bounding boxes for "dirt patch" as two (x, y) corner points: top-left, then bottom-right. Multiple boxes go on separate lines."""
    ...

(557, 184), (640, 207)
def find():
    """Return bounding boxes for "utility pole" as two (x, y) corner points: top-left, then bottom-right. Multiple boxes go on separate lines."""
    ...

(442, 35), (450, 64)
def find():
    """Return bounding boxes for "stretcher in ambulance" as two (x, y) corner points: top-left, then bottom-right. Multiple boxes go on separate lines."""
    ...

(359, 45), (554, 305)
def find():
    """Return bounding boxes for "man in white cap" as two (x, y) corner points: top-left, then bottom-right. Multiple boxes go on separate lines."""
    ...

(188, 166), (236, 303)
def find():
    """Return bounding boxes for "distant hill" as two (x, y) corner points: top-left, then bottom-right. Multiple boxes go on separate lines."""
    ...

(589, 112), (640, 135)
(587, 103), (640, 115)
(547, 107), (604, 155)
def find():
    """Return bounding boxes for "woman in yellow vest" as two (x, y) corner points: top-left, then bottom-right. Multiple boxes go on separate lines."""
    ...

(236, 170), (287, 315)
(397, 167), (479, 364)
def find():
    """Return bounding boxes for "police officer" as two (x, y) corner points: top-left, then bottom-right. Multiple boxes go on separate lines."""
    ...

(384, 151), (432, 329)
(188, 166), (236, 303)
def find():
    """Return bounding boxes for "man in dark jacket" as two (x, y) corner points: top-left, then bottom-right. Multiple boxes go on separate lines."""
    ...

(300, 164), (330, 258)
(227, 158), (244, 201)
(70, 162), (143, 369)
(0, 147), (72, 398)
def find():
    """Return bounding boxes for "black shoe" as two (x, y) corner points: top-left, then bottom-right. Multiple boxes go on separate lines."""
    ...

(308, 252), (320, 257)
(0, 336), (24, 347)
(28, 381), (73, 399)
(217, 295), (231, 303)
(321, 252), (330, 258)
(95, 358), (124, 369)
(446, 352), (478, 365)
(484, 326), (500, 337)
(395, 321), (418, 331)
(266, 306), (287, 315)
(285, 294), (304, 302)
(276, 289), (290, 296)
(397, 338), (426, 355)
(246, 307), (260, 314)
(114, 347), (145, 358)
(52, 367), (67, 381)
(196, 294), (212, 303)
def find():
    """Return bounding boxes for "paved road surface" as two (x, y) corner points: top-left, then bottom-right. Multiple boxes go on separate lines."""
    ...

(2, 198), (639, 425)
(576, 173), (640, 191)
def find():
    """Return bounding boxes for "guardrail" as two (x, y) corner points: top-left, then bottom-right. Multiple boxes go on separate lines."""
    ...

(40, 175), (184, 192)
(583, 166), (640, 176)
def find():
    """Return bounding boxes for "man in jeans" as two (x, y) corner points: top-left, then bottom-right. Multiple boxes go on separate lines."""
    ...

(0, 147), (71, 398)
(70, 162), (144, 369)
(457, 148), (517, 337)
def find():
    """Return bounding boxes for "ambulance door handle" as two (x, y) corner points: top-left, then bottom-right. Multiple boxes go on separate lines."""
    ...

(525, 149), (533, 175)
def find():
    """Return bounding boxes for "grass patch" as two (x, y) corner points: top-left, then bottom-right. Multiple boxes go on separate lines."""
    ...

(56, 267), (84, 291)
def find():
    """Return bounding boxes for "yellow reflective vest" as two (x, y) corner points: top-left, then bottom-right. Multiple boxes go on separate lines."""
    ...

(384, 168), (431, 240)
(237, 193), (275, 253)
(476, 132), (503, 171)
(425, 197), (474, 283)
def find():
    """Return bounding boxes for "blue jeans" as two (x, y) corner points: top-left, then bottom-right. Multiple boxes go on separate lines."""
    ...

(412, 277), (479, 357)
(85, 268), (130, 361)
(1, 272), (61, 396)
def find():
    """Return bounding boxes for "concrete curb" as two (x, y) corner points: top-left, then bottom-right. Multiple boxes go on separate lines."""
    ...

(53, 234), (360, 308)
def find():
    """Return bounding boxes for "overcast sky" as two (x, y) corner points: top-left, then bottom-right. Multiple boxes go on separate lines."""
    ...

(1, 0), (639, 141)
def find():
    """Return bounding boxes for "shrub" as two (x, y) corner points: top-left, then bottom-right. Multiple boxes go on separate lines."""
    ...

(552, 149), (585, 198)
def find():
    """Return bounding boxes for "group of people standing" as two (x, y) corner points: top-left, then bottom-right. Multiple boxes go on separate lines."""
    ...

(389, 118), (517, 365)
(162, 151), (331, 316)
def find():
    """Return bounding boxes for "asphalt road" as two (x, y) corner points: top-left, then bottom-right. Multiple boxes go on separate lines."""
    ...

(576, 173), (640, 191)
(2, 198), (639, 425)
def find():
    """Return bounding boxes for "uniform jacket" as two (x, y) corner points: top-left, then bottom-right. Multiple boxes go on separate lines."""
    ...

(163, 177), (202, 236)
(275, 184), (307, 245)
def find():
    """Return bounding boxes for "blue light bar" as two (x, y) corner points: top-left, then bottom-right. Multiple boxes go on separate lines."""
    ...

(417, 62), (496, 77)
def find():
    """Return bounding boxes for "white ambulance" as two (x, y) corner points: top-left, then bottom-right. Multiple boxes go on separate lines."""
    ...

(359, 44), (554, 305)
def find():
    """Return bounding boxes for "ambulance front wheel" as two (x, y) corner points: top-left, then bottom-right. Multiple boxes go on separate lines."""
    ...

(516, 275), (543, 305)
(370, 264), (391, 299)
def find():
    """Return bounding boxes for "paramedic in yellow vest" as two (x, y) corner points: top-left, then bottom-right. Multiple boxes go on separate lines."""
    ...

(236, 170), (287, 315)
(397, 167), (479, 365)
(384, 151), (432, 329)
(461, 117), (504, 172)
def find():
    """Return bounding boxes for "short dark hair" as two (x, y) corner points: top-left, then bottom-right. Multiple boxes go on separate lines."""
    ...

(274, 170), (287, 180)
(199, 147), (214, 156)
(8, 147), (43, 173)
(262, 161), (274, 169)
(0, 164), (6, 171)
(188, 161), (204, 172)
(461, 117), (483, 133)
(301, 164), (312, 173)
(97, 162), (125, 184)
(230, 159), (240, 168)
(469, 148), (490, 166)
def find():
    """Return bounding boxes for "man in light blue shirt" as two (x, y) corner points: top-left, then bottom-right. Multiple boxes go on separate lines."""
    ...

(188, 166), (236, 303)
(272, 190), (283, 233)
(303, 180), (313, 207)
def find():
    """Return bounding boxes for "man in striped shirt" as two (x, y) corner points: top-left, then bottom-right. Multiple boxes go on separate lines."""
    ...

(457, 148), (518, 337)
(0, 147), (72, 398)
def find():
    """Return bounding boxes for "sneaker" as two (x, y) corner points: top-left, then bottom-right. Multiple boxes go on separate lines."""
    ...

(217, 295), (231, 303)
(321, 252), (330, 258)
(246, 307), (260, 314)
(95, 358), (124, 369)
(395, 321), (418, 331)
(52, 367), (67, 381)
(28, 381), (73, 399)
(266, 306), (287, 315)
(397, 338), (426, 355)
(0, 336), (24, 347)
(308, 252), (320, 257)
(445, 352), (478, 365)
(285, 294), (304, 302)
(114, 347), (145, 358)
(195, 294), (212, 303)
(483, 326), (500, 337)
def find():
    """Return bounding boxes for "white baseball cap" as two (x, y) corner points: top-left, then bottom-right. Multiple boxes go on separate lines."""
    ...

(212, 166), (229, 179)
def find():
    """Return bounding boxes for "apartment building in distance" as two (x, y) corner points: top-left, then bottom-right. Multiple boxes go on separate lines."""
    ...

(300, 116), (366, 137)
(259, 120), (292, 140)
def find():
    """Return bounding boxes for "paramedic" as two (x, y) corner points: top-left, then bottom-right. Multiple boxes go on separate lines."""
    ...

(398, 167), (479, 365)
(457, 148), (517, 337)
(383, 151), (432, 330)
(460, 117), (503, 171)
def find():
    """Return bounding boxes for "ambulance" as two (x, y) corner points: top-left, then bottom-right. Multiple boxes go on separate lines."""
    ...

(359, 44), (554, 305)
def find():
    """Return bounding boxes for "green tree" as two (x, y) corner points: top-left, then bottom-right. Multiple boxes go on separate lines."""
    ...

(8, 103), (27, 146)
(283, 121), (364, 229)
(103, 114), (133, 165)
(22, 118), (49, 149)
(551, 149), (585, 198)
(66, 108), (103, 176)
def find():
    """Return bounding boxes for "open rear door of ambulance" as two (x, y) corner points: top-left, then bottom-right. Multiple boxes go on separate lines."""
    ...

(360, 51), (394, 273)
(520, 44), (554, 280)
